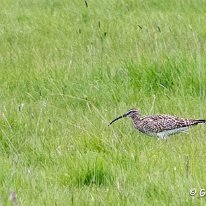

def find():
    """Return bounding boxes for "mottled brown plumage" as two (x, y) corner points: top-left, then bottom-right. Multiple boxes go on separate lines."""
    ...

(109, 108), (205, 139)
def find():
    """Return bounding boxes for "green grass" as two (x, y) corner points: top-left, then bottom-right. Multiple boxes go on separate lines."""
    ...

(1, 0), (206, 205)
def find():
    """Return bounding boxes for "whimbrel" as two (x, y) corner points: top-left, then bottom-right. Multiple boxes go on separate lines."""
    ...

(109, 108), (205, 139)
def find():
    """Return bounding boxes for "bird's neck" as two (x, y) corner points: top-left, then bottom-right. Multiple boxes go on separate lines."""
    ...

(130, 114), (141, 123)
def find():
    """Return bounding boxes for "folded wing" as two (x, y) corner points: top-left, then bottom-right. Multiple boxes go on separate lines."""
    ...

(138, 115), (205, 133)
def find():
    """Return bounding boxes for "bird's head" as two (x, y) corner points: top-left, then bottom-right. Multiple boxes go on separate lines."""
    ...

(109, 108), (140, 125)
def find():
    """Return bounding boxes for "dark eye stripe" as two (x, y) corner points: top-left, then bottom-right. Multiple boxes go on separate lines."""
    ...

(130, 110), (136, 112)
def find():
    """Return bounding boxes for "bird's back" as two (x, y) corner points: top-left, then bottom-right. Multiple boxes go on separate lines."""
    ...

(135, 114), (205, 134)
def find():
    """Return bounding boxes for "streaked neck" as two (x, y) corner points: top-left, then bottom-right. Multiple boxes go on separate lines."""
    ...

(130, 114), (140, 122)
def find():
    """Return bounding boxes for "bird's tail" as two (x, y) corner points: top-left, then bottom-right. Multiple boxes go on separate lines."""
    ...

(194, 119), (206, 124)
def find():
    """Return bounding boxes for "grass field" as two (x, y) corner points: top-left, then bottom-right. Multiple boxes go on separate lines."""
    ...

(1, 0), (206, 205)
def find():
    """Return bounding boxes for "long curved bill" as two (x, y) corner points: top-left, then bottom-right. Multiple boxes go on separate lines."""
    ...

(109, 115), (125, 126)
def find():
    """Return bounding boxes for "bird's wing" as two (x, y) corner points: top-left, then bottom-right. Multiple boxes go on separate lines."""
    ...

(140, 115), (199, 133)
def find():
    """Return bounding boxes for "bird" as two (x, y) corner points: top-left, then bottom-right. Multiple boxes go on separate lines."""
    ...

(109, 108), (206, 139)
